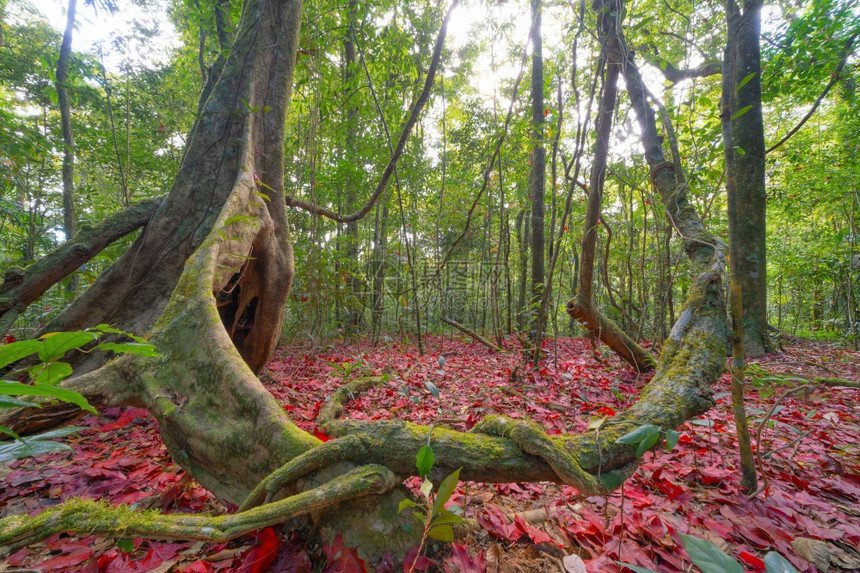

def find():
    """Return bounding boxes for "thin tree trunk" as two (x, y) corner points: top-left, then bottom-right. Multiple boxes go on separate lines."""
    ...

(56, 0), (77, 292)
(529, 0), (546, 340)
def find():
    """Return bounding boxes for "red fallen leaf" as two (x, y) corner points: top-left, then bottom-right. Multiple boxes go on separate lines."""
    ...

(654, 478), (686, 500)
(402, 546), (433, 572)
(515, 514), (561, 547)
(313, 427), (331, 442)
(443, 542), (485, 573)
(33, 547), (92, 570)
(596, 405), (615, 417)
(4, 334), (16, 343)
(323, 532), (367, 573)
(235, 527), (280, 573)
(182, 560), (215, 573)
(739, 551), (765, 569)
(476, 504), (525, 541)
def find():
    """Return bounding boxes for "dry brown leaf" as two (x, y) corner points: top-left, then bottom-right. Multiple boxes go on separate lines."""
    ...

(792, 537), (830, 571)
(562, 553), (587, 573)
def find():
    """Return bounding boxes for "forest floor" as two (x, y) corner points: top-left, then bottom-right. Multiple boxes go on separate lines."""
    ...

(1, 335), (859, 573)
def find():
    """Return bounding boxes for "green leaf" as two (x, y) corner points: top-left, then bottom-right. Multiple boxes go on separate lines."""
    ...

(223, 214), (258, 226)
(616, 424), (660, 445)
(416, 444), (434, 477)
(735, 72), (757, 92)
(432, 468), (461, 515)
(0, 340), (42, 369)
(735, 146), (746, 155)
(30, 362), (73, 386)
(28, 426), (86, 440)
(763, 552), (800, 573)
(92, 324), (146, 343)
(432, 509), (466, 526)
(97, 342), (160, 357)
(636, 430), (661, 457)
(398, 498), (421, 513)
(0, 437), (72, 462)
(0, 395), (37, 408)
(731, 105), (754, 120)
(588, 415), (608, 430)
(0, 424), (19, 439)
(659, 59), (668, 70)
(616, 563), (660, 573)
(420, 478), (433, 499)
(425, 381), (440, 398)
(0, 381), (96, 414)
(116, 539), (135, 553)
(427, 524), (454, 542)
(681, 535), (745, 573)
(38, 331), (97, 362)
(665, 429), (680, 451)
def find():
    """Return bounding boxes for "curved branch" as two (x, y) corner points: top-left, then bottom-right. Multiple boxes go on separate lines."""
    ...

(284, 0), (459, 223)
(0, 196), (163, 335)
(766, 33), (857, 154)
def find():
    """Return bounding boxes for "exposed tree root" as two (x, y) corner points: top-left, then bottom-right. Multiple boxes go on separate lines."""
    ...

(0, 464), (397, 554)
(317, 376), (387, 423)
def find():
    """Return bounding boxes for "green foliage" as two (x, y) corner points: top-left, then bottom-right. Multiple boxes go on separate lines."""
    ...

(615, 423), (679, 457)
(0, 325), (158, 458)
(398, 445), (465, 569)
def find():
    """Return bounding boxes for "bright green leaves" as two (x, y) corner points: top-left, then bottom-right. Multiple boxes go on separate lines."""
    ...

(416, 444), (435, 477)
(0, 326), (158, 456)
(398, 444), (465, 562)
(615, 423), (681, 457)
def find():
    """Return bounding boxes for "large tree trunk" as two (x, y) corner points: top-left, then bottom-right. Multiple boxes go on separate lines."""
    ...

(723, 0), (772, 357)
(2, 0), (731, 564)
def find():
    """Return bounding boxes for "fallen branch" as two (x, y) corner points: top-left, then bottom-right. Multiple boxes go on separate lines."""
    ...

(441, 316), (503, 352)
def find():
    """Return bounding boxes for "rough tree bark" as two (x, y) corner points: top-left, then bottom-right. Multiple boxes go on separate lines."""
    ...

(723, 0), (772, 357)
(2, 0), (731, 564)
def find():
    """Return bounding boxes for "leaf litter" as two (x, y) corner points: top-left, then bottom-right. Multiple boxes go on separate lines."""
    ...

(1, 336), (858, 572)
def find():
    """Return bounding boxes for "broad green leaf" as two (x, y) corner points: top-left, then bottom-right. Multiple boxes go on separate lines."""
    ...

(427, 524), (454, 542)
(38, 331), (97, 362)
(731, 105), (754, 120)
(681, 535), (745, 573)
(0, 340), (42, 369)
(91, 325), (146, 344)
(97, 342), (160, 357)
(0, 395), (36, 408)
(425, 381), (440, 398)
(30, 362), (73, 386)
(735, 72), (757, 92)
(588, 415), (608, 430)
(763, 552), (800, 573)
(398, 498), (421, 513)
(432, 509), (466, 526)
(616, 424), (660, 444)
(416, 444), (434, 477)
(735, 146), (746, 155)
(665, 429), (680, 451)
(636, 430), (661, 457)
(0, 438), (72, 462)
(0, 382), (96, 414)
(116, 539), (135, 553)
(616, 563), (660, 573)
(432, 468), (461, 515)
